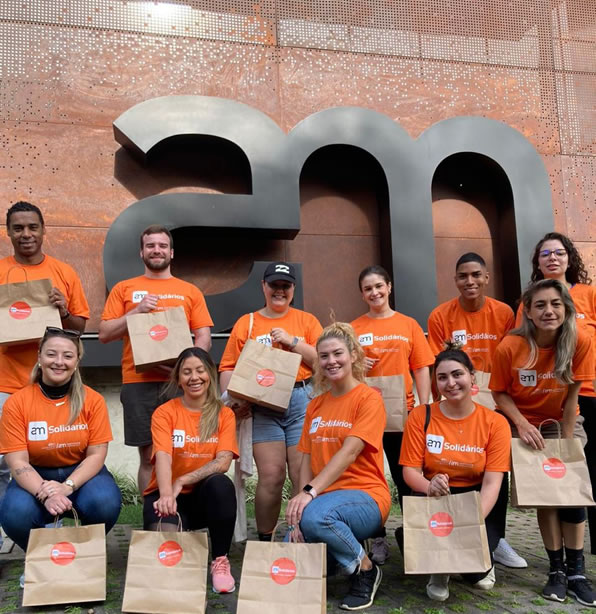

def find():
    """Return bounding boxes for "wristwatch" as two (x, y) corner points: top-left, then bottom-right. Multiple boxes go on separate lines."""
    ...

(303, 484), (317, 499)
(64, 478), (76, 492)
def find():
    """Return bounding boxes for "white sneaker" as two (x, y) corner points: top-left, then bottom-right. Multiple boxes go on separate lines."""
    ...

(369, 537), (390, 565)
(493, 538), (527, 568)
(474, 566), (496, 590)
(426, 574), (450, 601)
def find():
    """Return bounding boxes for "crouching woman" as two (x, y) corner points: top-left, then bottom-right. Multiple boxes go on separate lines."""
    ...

(286, 323), (390, 611)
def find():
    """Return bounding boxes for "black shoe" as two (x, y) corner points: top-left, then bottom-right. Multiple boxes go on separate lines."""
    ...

(394, 526), (404, 556)
(339, 562), (382, 611)
(542, 570), (567, 602)
(568, 576), (596, 607)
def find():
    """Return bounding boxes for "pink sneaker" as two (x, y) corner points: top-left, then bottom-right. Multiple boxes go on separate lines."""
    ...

(211, 555), (235, 593)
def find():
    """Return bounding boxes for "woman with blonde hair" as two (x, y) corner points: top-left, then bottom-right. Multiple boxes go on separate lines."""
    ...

(491, 279), (596, 606)
(0, 327), (121, 574)
(144, 347), (238, 594)
(286, 322), (390, 611)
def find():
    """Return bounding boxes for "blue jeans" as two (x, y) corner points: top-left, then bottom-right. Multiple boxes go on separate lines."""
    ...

(0, 392), (12, 511)
(0, 464), (122, 551)
(299, 489), (382, 575)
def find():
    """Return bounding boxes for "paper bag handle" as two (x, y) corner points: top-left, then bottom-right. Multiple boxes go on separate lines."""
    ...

(538, 418), (562, 438)
(157, 512), (183, 532)
(53, 507), (80, 527)
(5, 265), (29, 285)
(270, 520), (301, 543)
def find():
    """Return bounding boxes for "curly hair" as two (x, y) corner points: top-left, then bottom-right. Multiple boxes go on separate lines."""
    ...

(530, 232), (592, 285)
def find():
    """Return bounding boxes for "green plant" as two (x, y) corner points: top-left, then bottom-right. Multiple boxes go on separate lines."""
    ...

(110, 468), (141, 505)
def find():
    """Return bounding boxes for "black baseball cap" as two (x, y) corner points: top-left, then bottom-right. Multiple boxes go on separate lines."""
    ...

(263, 262), (296, 283)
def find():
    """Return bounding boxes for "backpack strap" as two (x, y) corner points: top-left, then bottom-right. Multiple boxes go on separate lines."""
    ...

(424, 403), (431, 433)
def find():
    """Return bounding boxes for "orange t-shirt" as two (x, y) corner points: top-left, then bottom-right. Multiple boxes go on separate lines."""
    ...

(145, 398), (239, 495)
(427, 296), (515, 373)
(219, 308), (323, 383)
(400, 402), (511, 487)
(515, 284), (596, 396)
(101, 276), (213, 384)
(297, 383), (391, 522)
(0, 255), (90, 393)
(351, 312), (434, 410)
(0, 384), (112, 466)
(489, 330), (595, 426)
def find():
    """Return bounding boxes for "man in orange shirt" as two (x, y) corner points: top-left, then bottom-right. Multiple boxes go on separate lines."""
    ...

(427, 252), (525, 568)
(0, 201), (89, 534)
(99, 225), (213, 493)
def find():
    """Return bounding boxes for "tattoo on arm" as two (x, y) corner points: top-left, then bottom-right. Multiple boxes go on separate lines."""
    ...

(14, 466), (34, 476)
(181, 452), (233, 485)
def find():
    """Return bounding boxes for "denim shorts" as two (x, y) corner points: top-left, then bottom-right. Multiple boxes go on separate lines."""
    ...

(252, 381), (313, 447)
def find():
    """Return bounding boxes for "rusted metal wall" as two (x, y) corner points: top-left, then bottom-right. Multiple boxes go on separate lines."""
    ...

(1, 0), (594, 328)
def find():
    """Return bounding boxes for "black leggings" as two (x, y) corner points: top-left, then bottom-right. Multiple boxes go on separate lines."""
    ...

(383, 431), (410, 511)
(143, 473), (237, 558)
(580, 395), (596, 553)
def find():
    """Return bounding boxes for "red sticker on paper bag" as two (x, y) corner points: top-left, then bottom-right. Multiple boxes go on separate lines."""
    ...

(157, 540), (183, 566)
(149, 325), (169, 341)
(9, 301), (31, 319)
(428, 512), (454, 537)
(270, 557), (296, 584)
(256, 369), (275, 387)
(543, 457), (566, 479)
(50, 541), (76, 565)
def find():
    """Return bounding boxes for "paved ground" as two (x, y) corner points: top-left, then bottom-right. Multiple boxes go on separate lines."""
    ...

(1, 508), (595, 613)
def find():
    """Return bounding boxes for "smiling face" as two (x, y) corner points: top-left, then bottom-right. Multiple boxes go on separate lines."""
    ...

(262, 280), (294, 313)
(7, 211), (45, 262)
(317, 337), (355, 385)
(537, 239), (569, 281)
(435, 359), (474, 403)
(454, 261), (489, 302)
(525, 287), (565, 333)
(360, 273), (391, 312)
(141, 232), (173, 272)
(178, 355), (210, 403)
(38, 336), (80, 387)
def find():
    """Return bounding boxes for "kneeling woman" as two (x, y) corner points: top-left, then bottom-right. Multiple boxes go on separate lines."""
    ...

(400, 344), (511, 602)
(286, 323), (390, 611)
(0, 327), (122, 555)
(144, 348), (238, 594)
(490, 279), (596, 606)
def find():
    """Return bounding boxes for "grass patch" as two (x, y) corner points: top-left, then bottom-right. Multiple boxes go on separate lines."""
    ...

(110, 468), (142, 505)
(447, 605), (466, 612)
(530, 597), (547, 606)
(117, 503), (143, 526)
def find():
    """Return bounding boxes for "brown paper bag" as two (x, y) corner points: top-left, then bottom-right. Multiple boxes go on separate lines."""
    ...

(237, 535), (326, 614)
(471, 370), (496, 410)
(0, 275), (61, 346)
(127, 306), (193, 372)
(511, 419), (595, 508)
(403, 491), (491, 574)
(366, 375), (406, 432)
(23, 512), (106, 606)
(227, 339), (302, 411)
(122, 522), (208, 614)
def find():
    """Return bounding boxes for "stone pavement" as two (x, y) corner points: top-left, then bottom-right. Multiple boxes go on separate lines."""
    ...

(1, 508), (595, 613)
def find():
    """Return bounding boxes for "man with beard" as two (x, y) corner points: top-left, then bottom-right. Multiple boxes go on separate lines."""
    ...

(0, 201), (89, 537)
(99, 225), (212, 493)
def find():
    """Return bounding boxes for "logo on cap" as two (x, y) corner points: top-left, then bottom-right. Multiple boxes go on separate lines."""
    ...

(149, 325), (168, 341)
(428, 512), (454, 537)
(543, 457), (566, 479)
(51, 542), (76, 565)
(270, 557), (296, 584)
(157, 540), (183, 566)
(9, 301), (31, 319)
(256, 369), (276, 387)
(275, 264), (290, 274)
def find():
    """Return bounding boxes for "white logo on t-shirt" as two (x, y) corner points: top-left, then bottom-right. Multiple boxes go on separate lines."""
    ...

(426, 433), (444, 454)
(358, 333), (373, 347)
(28, 421), (48, 441)
(451, 329), (468, 345)
(172, 429), (185, 448)
(132, 291), (148, 304)
(309, 417), (322, 434)
(519, 370), (537, 387)
(256, 334), (272, 346)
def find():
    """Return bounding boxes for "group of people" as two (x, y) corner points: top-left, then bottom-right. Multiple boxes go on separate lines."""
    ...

(0, 200), (594, 611)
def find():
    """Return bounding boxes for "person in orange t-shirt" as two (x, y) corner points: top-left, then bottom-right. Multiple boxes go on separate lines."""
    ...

(0, 328), (121, 554)
(144, 347), (238, 594)
(351, 264), (434, 564)
(219, 262), (322, 541)
(0, 201), (90, 540)
(286, 323), (389, 611)
(400, 344), (510, 601)
(490, 280), (596, 606)
(515, 232), (596, 554)
(99, 225), (213, 494)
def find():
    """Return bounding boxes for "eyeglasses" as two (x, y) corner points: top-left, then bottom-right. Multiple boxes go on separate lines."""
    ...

(44, 326), (81, 339)
(539, 248), (567, 259)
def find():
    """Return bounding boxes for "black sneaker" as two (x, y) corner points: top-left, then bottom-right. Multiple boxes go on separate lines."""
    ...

(568, 576), (596, 607)
(542, 570), (567, 602)
(339, 562), (382, 611)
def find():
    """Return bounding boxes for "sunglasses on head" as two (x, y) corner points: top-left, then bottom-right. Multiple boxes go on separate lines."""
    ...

(44, 326), (81, 339)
